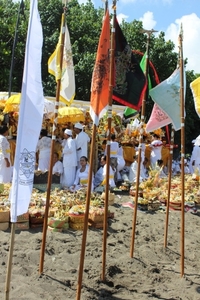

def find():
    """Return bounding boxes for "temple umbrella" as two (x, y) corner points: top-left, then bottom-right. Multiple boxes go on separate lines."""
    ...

(3, 93), (65, 115)
(3, 94), (21, 113)
(55, 106), (85, 124)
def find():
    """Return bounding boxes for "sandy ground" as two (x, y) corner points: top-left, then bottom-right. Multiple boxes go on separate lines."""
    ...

(1, 195), (200, 300)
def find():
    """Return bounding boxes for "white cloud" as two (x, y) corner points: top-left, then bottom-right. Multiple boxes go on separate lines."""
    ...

(165, 13), (200, 74)
(139, 11), (157, 31)
(117, 13), (129, 24)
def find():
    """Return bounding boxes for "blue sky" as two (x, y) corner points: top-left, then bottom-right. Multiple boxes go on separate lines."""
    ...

(92, 0), (200, 74)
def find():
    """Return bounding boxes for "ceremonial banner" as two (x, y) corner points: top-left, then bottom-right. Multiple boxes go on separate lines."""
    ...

(190, 76), (200, 118)
(146, 103), (171, 132)
(149, 68), (186, 131)
(10, 0), (44, 222)
(113, 17), (146, 110)
(90, 10), (110, 126)
(48, 14), (75, 106)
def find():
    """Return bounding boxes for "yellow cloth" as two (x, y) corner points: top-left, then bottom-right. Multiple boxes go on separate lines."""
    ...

(145, 145), (152, 168)
(161, 146), (169, 166)
(80, 179), (88, 185)
(8, 140), (16, 166)
(110, 151), (117, 155)
(122, 146), (135, 163)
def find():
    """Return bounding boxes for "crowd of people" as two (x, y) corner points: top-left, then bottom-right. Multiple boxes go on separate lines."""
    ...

(0, 122), (200, 192)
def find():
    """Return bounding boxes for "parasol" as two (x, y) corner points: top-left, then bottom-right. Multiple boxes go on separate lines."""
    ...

(55, 106), (85, 124)
(3, 93), (65, 115)
(3, 94), (21, 113)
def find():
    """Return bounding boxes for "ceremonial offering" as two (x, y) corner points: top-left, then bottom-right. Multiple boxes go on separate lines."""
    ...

(101, 192), (115, 205)
(16, 212), (29, 223)
(48, 217), (67, 229)
(0, 206), (10, 223)
(0, 222), (9, 231)
(15, 221), (30, 231)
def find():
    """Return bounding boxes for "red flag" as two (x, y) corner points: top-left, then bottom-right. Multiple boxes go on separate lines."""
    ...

(90, 10), (110, 126)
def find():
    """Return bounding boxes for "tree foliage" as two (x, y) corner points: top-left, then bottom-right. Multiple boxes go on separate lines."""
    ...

(0, 0), (200, 153)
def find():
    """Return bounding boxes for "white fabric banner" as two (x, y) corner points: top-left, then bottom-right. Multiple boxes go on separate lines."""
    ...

(10, 0), (44, 222)
(48, 16), (75, 106)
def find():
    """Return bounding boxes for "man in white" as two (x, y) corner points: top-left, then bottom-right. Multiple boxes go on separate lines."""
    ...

(62, 129), (77, 188)
(36, 129), (51, 171)
(104, 134), (119, 183)
(52, 152), (63, 176)
(74, 123), (90, 167)
(150, 134), (163, 169)
(94, 155), (106, 188)
(128, 152), (144, 183)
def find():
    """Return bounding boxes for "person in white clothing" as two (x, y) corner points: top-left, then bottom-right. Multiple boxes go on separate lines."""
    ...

(104, 134), (119, 183)
(93, 155), (106, 188)
(74, 123), (90, 168)
(62, 129), (77, 188)
(0, 125), (11, 183)
(150, 134), (163, 169)
(128, 153), (144, 183)
(116, 144), (125, 181)
(36, 129), (51, 172)
(70, 156), (94, 191)
(52, 152), (63, 176)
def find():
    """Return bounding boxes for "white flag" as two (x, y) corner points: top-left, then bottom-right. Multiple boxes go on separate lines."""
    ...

(48, 14), (75, 106)
(10, 0), (44, 222)
(149, 68), (186, 131)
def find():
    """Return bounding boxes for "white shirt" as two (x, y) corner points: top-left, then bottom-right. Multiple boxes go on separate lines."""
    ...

(52, 160), (63, 175)
(76, 131), (90, 160)
(102, 164), (116, 188)
(63, 137), (77, 167)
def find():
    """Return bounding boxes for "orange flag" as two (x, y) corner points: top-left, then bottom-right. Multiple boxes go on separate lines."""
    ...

(90, 10), (110, 126)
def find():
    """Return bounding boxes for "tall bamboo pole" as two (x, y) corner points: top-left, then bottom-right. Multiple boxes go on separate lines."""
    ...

(39, 8), (67, 275)
(179, 25), (185, 277)
(130, 29), (157, 258)
(101, 0), (116, 281)
(5, 224), (16, 300)
(164, 126), (174, 247)
(76, 125), (97, 300)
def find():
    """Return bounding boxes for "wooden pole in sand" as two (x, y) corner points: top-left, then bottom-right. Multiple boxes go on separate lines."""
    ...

(178, 25), (185, 277)
(164, 126), (174, 247)
(101, 0), (115, 281)
(130, 29), (157, 258)
(5, 224), (16, 300)
(76, 125), (97, 300)
(39, 8), (67, 274)
(76, 2), (110, 296)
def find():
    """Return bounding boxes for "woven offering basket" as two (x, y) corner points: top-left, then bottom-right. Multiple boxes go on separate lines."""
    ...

(169, 201), (182, 210)
(69, 222), (85, 230)
(0, 222), (9, 231)
(101, 192), (115, 205)
(88, 220), (104, 229)
(89, 213), (104, 223)
(0, 208), (10, 223)
(16, 212), (29, 223)
(69, 214), (85, 224)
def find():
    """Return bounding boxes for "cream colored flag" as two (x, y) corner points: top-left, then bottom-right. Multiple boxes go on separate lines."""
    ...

(190, 77), (200, 118)
(48, 14), (75, 106)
